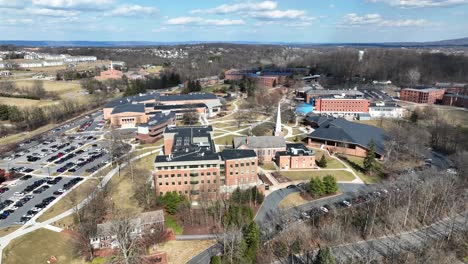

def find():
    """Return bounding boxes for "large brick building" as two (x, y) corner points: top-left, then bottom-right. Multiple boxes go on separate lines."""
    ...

(400, 88), (445, 104)
(103, 93), (222, 128)
(313, 98), (369, 116)
(153, 126), (259, 200)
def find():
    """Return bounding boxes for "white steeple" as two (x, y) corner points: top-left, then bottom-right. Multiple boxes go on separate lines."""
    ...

(274, 102), (283, 137)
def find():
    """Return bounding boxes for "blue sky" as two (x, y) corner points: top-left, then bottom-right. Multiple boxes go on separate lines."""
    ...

(0, 0), (467, 42)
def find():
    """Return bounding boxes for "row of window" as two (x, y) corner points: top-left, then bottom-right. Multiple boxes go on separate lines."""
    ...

(157, 171), (218, 178)
(159, 179), (218, 186)
(229, 161), (255, 167)
(156, 164), (218, 170)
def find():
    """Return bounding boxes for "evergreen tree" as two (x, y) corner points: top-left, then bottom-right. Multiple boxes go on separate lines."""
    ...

(314, 247), (336, 264)
(308, 178), (325, 197)
(195, 80), (202, 91)
(0, 105), (9, 120)
(243, 222), (260, 263)
(322, 175), (338, 194)
(317, 155), (327, 168)
(363, 140), (377, 175)
(410, 110), (419, 123)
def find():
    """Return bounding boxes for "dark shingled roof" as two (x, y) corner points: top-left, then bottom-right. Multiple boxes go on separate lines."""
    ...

(220, 149), (257, 160)
(304, 114), (334, 126)
(306, 118), (387, 155)
(110, 103), (145, 115)
(153, 103), (207, 110)
(158, 93), (217, 101)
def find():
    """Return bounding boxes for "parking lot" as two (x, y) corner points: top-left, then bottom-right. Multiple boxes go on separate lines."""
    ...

(0, 175), (84, 229)
(1, 134), (111, 177)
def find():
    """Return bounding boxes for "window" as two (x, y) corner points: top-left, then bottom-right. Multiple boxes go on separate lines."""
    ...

(165, 182), (169, 185)
(159, 182), (162, 185)
(172, 182), (175, 185)
(207, 180), (210, 183)
(158, 175), (162, 178)
(178, 182), (181, 185)
(177, 174), (181, 177)
(184, 181), (188, 184)
(171, 174), (175, 177)
(235, 164), (239, 167)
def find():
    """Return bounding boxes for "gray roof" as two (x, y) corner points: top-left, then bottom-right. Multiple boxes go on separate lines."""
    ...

(305, 114), (334, 126)
(96, 210), (164, 237)
(305, 89), (364, 96)
(221, 149), (257, 160)
(306, 118), (387, 155)
(139, 112), (175, 128)
(111, 103), (145, 115)
(277, 143), (314, 157)
(158, 93), (217, 101)
(233, 136), (286, 149)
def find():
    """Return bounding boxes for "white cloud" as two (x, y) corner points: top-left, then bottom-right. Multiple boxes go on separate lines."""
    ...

(342, 13), (429, 27)
(249, 9), (309, 20)
(369, 0), (468, 8)
(32, 0), (114, 10)
(4, 19), (34, 25)
(105, 5), (158, 17)
(28, 8), (79, 17)
(166, 16), (245, 26)
(191, 1), (277, 14)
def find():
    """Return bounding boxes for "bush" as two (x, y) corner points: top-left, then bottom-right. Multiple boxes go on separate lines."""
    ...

(210, 256), (221, 264)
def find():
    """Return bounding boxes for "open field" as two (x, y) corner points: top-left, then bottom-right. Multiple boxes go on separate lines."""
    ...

(0, 96), (57, 108)
(37, 179), (99, 223)
(2, 228), (85, 264)
(436, 108), (468, 128)
(108, 153), (156, 214)
(278, 192), (308, 209)
(20, 60), (110, 73)
(339, 155), (384, 184)
(214, 134), (237, 145)
(156, 240), (215, 264)
(146, 65), (163, 73)
(0, 123), (56, 145)
(280, 170), (355, 182)
(136, 138), (163, 149)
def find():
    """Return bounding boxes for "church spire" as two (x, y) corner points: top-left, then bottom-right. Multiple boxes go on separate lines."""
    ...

(274, 102), (283, 137)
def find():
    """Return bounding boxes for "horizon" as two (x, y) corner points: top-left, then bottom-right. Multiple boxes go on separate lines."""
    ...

(1, 0), (468, 42)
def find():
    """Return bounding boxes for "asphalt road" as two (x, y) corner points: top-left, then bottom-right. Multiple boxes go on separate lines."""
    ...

(0, 176), (80, 229)
(255, 183), (368, 223)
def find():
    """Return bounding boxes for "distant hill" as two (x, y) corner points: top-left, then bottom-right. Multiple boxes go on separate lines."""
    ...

(0, 37), (467, 48)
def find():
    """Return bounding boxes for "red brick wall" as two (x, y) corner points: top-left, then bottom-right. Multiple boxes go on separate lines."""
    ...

(276, 154), (315, 169)
(400, 89), (445, 104)
(314, 99), (369, 113)
(224, 158), (258, 187)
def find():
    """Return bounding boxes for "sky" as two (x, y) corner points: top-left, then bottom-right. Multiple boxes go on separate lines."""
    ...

(0, 0), (467, 43)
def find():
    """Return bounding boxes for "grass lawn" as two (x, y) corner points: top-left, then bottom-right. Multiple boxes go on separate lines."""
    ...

(37, 179), (99, 223)
(2, 228), (85, 264)
(339, 155), (384, 184)
(0, 123), (56, 145)
(108, 153), (157, 214)
(146, 65), (163, 73)
(280, 170), (355, 182)
(0, 226), (20, 237)
(156, 240), (215, 264)
(436, 108), (468, 128)
(164, 214), (183, 235)
(0, 96), (57, 108)
(278, 192), (308, 210)
(312, 149), (346, 169)
(13, 79), (83, 96)
(214, 134), (237, 145)
(260, 163), (277, 171)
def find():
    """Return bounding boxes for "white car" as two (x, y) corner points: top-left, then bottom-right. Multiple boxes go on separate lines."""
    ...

(14, 191), (24, 197)
(31, 207), (42, 212)
(320, 206), (329, 213)
(11, 206), (18, 210)
(342, 200), (351, 207)
(301, 212), (310, 219)
(4, 156), (13, 161)
(57, 189), (65, 193)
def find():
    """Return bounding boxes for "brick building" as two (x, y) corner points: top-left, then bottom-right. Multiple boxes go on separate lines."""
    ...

(275, 143), (316, 170)
(304, 89), (364, 104)
(442, 94), (468, 108)
(103, 93), (222, 127)
(313, 98), (369, 116)
(400, 88), (445, 104)
(306, 118), (387, 159)
(136, 112), (176, 144)
(153, 126), (259, 200)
